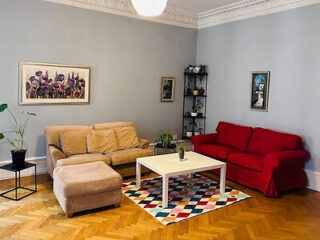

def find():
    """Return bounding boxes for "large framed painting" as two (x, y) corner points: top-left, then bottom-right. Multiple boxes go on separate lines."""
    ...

(161, 77), (175, 102)
(250, 71), (270, 111)
(20, 62), (90, 105)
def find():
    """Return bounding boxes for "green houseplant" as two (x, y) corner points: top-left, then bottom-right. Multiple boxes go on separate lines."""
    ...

(191, 98), (203, 117)
(0, 104), (37, 168)
(177, 145), (186, 161)
(156, 128), (173, 148)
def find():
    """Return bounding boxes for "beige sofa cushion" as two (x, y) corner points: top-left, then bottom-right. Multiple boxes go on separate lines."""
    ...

(60, 130), (87, 156)
(87, 129), (118, 153)
(115, 127), (139, 150)
(56, 153), (111, 167)
(93, 122), (134, 130)
(107, 148), (153, 166)
(53, 161), (122, 197)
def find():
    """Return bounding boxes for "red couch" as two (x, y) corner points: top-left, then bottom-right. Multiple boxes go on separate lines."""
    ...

(191, 121), (309, 197)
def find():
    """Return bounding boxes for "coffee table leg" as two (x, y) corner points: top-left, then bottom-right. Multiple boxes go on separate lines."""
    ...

(220, 166), (226, 193)
(136, 162), (141, 188)
(162, 176), (168, 208)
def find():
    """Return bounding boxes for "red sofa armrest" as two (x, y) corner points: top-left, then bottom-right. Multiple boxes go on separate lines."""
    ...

(263, 150), (309, 171)
(191, 133), (219, 149)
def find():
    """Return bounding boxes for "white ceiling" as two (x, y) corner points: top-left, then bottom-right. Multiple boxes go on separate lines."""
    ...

(167, 0), (243, 13)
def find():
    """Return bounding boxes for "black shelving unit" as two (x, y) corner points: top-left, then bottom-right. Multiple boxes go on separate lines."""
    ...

(182, 71), (208, 139)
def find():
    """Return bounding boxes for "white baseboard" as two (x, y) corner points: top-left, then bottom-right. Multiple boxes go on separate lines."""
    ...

(0, 157), (47, 180)
(305, 169), (320, 192)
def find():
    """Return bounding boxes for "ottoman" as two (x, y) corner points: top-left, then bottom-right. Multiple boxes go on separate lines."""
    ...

(53, 161), (122, 217)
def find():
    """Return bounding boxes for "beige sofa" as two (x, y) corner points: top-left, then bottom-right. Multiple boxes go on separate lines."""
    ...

(45, 122), (153, 178)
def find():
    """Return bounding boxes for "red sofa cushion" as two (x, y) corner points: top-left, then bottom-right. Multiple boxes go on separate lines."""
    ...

(216, 121), (253, 152)
(228, 153), (263, 172)
(198, 144), (240, 160)
(247, 127), (303, 155)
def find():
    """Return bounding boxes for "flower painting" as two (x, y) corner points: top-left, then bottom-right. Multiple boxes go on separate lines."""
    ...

(250, 71), (270, 111)
(20, 62), (90, 105)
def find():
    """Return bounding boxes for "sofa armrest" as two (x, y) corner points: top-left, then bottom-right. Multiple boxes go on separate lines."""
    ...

(263, 150), (309, 171)
(138, 138), (150, 149)
(48, 145), (66, 162)
(191, 133), (219, 148)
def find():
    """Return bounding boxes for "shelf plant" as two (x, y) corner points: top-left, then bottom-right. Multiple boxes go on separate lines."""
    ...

(191, 98), (203, 117)
(0, 104), (37, 168)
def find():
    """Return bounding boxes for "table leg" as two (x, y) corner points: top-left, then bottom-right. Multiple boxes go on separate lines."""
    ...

(35, 165), (37, 191)
(220, 166), (226, 194)
(162, 176), (168, 208)
(136, 161), (141, 188)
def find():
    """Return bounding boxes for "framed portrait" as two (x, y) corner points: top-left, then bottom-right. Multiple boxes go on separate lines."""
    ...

(161, 77), (175, 102)
(250, 71), (270, 111)
(20, 62), (90, 105)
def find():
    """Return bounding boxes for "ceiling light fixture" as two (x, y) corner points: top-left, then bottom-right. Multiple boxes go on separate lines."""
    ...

(131, 0), (168, 17)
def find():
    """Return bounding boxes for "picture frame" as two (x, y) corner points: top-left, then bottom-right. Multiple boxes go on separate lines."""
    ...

(250, 71), (270, 111)
(161, 77), (175, 102)
(20, 62), (90, 105)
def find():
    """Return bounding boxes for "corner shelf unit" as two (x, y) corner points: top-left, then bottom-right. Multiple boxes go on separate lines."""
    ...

(182, 72), (208, 139)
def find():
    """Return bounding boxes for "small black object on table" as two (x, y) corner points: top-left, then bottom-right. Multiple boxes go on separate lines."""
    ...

(0, 162), (37, 201)
(154, 143), (177, 155)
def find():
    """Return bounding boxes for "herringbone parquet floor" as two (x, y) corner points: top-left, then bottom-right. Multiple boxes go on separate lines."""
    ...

(0, 172), (319, 240)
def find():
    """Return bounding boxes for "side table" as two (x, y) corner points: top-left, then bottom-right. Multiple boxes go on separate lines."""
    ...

(0, 162), (37, 201)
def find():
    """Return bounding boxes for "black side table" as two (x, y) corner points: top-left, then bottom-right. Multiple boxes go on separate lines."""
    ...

(154, 143), (177, 155)
(0, 162), (37, 201)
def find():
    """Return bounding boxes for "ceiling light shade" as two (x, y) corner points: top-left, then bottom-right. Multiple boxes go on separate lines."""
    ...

(131, 0), (168, 17)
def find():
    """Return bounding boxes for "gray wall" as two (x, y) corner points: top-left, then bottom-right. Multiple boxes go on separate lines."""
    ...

(197, 4), (320, 172)
(0, 0), (197, 161)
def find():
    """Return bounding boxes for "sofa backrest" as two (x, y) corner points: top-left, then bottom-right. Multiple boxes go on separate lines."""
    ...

(247, 127), (303, 155)
(45, 125), (91, 148)
(216, 121), (253, 152)
(93, 122), (134, 130)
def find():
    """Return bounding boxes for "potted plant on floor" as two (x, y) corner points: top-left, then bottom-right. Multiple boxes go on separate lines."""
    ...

(177, 145), (186, 161)
(156, 128), (173, 148)
(0, 104), (37, 168)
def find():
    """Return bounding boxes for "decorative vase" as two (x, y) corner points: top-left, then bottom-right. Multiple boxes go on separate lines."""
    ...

(186, 131), (192, 137)
(199, 88), (205, 96)
(193, 90), (199, 96)
(179, 149), (185, 161)
(11, 149), (26, 169)
(191, 112), (198, 117)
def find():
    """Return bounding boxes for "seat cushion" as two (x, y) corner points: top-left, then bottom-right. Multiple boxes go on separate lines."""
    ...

(228, 153), (263, 172)
(197, 144), (240, 160)
(247, 127), (303, 155)
(86, 129), (118, 153)
(216, 121), (253, 152)
(60, 130), (87, 156)
(56, 153), (111, 167)
(114, 127), (139, 150)
(53, 161), (122, 197)
(107, 148), (153, 166)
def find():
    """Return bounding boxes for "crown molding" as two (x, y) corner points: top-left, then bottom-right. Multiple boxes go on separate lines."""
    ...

(198, 0), (320, 29)
(44, 0), (320, 29)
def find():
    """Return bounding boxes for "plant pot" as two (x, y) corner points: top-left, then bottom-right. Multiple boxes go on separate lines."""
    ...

(191, 112), (198, 117)
(194, 132), (200, 136)
(199, 88), (205, 96)
(198, 112), (203, 117)
(186, 131), (192, 137)
(193, 90), (199, 96)
(11, 149), (26, 169)
(179, 149), (185, 160)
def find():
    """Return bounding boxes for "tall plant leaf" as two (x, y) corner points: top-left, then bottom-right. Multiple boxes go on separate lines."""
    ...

(0, 104), (8, 112)
(0, 133), (4, 139)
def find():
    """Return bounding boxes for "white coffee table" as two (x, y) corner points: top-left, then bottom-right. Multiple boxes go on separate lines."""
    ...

(136, 151), (226, 208)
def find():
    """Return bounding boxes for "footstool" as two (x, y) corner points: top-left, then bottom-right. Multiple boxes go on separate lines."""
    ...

(53, 161), (122, 217)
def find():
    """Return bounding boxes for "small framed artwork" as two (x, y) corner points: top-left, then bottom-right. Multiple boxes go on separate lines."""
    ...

(250, 71), (270, 111)
(161, 77), (175, 102)
(20, 62), (90, 105)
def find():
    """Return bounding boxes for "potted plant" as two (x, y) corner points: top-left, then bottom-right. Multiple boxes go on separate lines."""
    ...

(191, 98), (203, 117)
(0, 104), (37, 168)
(156, 128), (173, 148)
(177, 145), (186, 161)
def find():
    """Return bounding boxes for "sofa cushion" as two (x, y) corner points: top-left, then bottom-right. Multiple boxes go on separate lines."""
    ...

(247, 127), (303, 155)
(197, 144), (240, 160)
(86, 129), (118, 153)
(93, 122), (134, 130)
(114, 127), (139, 150)
(53, 161), (122, 197)
(107, 148), (153, 166)
(56, 153), (111, 167)
(60, 130), (87, 156)
(228, 153), (263, 172)
(216, 121), (253, 152)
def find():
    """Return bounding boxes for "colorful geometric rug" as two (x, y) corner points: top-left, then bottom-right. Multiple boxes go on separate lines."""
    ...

(122, 174), (251, 225)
